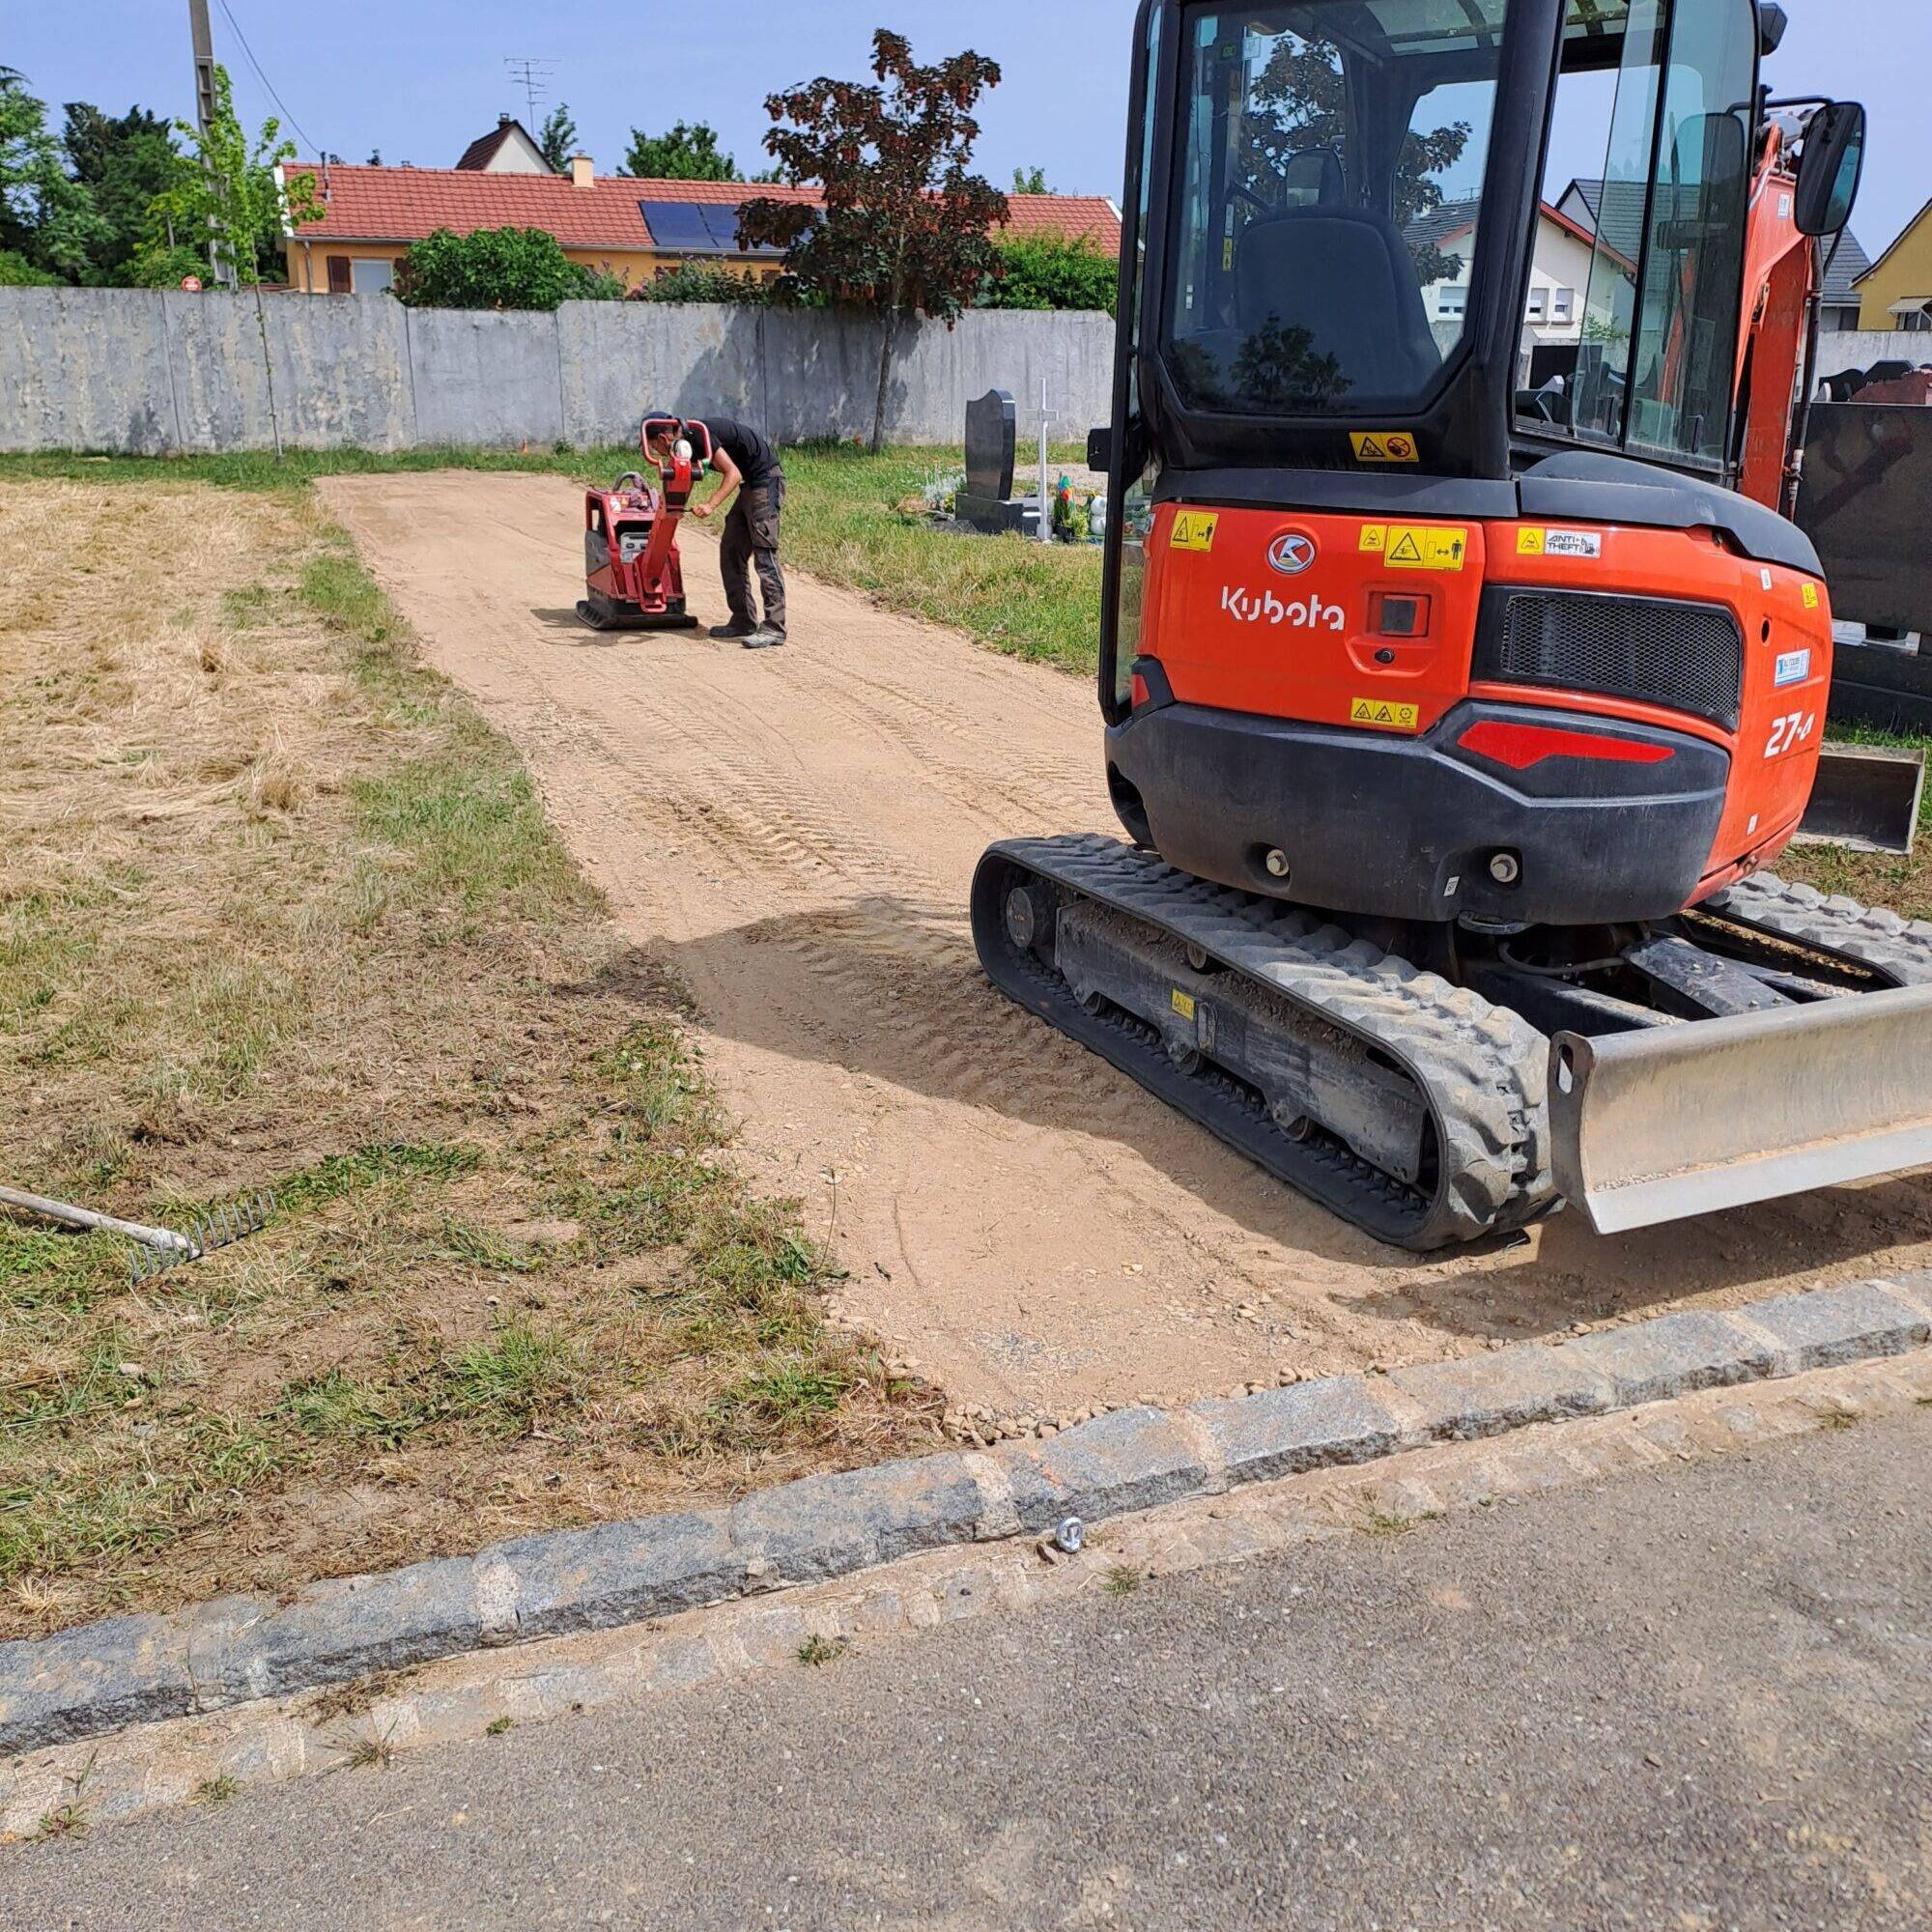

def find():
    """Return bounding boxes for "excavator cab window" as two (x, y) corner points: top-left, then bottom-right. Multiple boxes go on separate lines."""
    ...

(1163, 0), (1510, 415)
(1524, 0), (1757, 468)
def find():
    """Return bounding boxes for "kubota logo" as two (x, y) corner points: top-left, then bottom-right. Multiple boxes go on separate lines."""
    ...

(1220, 584), (1345, 633)
(1267, 531), (1318, 575)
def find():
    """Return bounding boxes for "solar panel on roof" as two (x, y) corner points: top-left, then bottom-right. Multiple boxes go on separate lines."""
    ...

(638, 200), (716, 249)
(701, 203), (744, 249)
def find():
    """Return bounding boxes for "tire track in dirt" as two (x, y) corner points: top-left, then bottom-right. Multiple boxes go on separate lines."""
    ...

(322, 471), (1932, 1415)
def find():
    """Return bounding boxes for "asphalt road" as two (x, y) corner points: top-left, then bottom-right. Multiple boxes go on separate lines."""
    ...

(8, 1411), (1928, 1931)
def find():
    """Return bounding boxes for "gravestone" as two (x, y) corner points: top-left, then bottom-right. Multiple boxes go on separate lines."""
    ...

(956, 387), (1033, 534)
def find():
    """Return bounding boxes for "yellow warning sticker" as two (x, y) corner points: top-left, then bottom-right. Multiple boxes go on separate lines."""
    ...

(1351, 697), (1422, 732)
(1350, 431), (1419, 464)
(1385, 526), (1469, 571)
(1518, 527), (1547, 555)
(1802, 582), (1820, 610)
(1358, 525), (1388, 554)
(1170, 987), (1197, 1021)
(1169, 510), (1220, 553)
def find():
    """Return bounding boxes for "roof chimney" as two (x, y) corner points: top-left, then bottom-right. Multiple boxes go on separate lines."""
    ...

(570, 153), (594, 189)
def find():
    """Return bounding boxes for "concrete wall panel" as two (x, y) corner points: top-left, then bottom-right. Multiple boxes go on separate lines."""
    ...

(759, 309), (886, 444)
(163, 293), (279, 453)
(404, 307), (562, 447)
(0, 288), (177, 454)
(267, 294), (413, 450)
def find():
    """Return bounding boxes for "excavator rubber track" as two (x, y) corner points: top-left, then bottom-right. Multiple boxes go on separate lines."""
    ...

(971, 836), (1556, 1251)
(1699, 872), (1932, 986)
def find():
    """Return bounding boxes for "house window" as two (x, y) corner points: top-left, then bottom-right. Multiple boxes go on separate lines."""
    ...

(1437, 284), (1467, 320)
(326, 254), (351, 294)
(1896, 302), (1932, 334)
(351, 258), (395, 295)
(1551, 287), (1575, 324)
(1526, 286), (1548, 323)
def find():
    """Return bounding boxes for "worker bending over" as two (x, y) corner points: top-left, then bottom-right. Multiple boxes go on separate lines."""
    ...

(652, 416), (787, 649)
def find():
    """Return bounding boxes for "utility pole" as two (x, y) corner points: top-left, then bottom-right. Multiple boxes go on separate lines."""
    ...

(188, 0), (238, 288)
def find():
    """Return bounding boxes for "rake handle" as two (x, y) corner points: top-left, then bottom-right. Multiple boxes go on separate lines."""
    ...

(0, 1185), (194, 1254)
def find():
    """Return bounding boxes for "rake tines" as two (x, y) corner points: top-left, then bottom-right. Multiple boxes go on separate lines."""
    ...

(126, 1188), (277, 1286)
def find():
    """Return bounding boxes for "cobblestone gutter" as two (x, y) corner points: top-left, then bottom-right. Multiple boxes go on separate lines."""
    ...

(3, 1275), (1927, 1760)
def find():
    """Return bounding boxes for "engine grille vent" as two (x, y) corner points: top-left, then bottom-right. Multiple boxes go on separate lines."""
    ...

(1473, 589), (1744, 730)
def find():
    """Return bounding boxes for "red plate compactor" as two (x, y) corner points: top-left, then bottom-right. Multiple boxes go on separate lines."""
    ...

(576, 414), (711, 633)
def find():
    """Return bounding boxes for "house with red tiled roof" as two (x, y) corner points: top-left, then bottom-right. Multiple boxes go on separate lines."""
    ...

(279, 144), (1122, 298)
(452, 115), (553, 175)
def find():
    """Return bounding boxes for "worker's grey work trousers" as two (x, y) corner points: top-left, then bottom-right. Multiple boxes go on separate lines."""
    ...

(721, 475), (786, 636)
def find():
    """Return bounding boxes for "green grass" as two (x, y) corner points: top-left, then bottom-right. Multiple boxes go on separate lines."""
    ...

(1778, 720), (1932, 922)
(275, 1141), (485, 1213)
(352, 748), (591, 924)
(278, 1324), (582, 1450)
(778, 440), (1103, 674)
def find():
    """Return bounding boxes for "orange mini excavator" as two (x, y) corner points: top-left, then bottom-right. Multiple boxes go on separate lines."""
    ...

(975, 0), (1932, 1246)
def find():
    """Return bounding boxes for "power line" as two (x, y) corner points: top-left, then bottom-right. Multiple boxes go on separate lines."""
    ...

(213, 0), (324, 157)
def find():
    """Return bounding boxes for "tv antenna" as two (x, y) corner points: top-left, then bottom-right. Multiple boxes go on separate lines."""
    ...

(504, 56), (556, 129)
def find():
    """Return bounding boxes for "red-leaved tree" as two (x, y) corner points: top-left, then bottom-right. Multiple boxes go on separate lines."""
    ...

(739, 30), (1009, 453)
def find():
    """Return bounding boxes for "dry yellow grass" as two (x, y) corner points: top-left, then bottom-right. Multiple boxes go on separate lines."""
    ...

(0, 479), (938, 1639)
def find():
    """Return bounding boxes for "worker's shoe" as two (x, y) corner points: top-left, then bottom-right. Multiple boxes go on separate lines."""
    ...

(709, 619), (757, 640)
(742, 627), (787, 650)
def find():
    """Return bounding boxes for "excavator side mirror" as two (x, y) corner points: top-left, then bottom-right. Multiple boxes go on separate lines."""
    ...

(1087, 426), (1112, 473)
(1794, 100), (1866, 238)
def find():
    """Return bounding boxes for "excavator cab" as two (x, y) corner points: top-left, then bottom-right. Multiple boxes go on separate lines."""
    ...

(975, 0), (1932, 1249)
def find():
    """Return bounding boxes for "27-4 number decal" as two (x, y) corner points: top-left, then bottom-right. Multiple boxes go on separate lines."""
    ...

(1765, 711), (1817, 758)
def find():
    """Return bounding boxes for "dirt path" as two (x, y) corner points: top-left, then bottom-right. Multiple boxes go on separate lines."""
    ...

(323, 472), (1932, 1419)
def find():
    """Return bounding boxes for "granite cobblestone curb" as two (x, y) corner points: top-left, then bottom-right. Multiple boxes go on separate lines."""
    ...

(5, 1273), (1928, 1759)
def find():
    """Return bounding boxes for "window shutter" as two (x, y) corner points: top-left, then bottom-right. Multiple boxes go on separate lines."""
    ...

(327, 255), (351, 294)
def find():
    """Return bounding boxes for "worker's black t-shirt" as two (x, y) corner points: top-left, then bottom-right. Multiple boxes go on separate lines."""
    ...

(701, 417), (781, 488)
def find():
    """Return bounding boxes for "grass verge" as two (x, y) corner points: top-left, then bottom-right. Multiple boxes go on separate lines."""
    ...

(0, 474), (937, 1638)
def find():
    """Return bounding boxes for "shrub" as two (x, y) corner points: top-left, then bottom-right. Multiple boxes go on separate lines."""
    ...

(634, 261), (773, 305)
(0, 248), (59, 287)
(395, 227), (626, 311)
(981, 234), (1118, 314)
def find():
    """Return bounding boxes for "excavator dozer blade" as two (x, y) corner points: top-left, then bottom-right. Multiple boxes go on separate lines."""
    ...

(1548, 984), (1932, 1235)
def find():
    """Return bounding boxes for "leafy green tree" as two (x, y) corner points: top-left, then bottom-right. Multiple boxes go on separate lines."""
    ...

(0, 68), (108, 279)
(126, 241), (210, 288)
(147, 65), (322, 456)
(147, 65), (318, 287)
(61, 102), (184, 285)
(1010, 164), (1048, 194)
(396, 225), (623, 308)
(623, 122), (741, 182)
(537, 103), (578, 174)
(980, 233), (1116, 312)
(739, 30), (1008, 453)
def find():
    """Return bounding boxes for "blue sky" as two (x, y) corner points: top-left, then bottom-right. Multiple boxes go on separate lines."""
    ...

(9, 2), (1927, 257)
